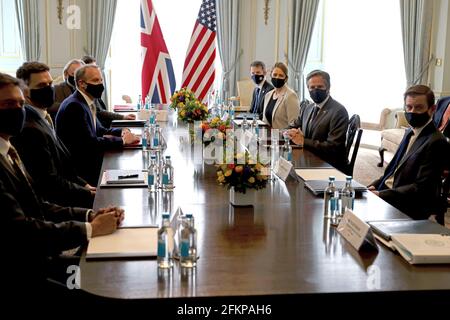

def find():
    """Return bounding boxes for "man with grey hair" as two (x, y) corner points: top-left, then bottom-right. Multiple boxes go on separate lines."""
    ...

(55, 64), (140, 185)
(287, 69), (349, 172)
(49, 58), (135, 126)
(48, 58), (85, 119)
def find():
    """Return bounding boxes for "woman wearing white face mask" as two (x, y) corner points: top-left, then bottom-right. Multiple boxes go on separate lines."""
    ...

(262, 62), (300, 129)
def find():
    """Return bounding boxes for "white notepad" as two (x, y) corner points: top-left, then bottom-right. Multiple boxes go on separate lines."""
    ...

(100, 170), (147, 187)
(86, 227), (158, 259)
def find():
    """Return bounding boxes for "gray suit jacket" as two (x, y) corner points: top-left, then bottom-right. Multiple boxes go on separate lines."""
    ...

(291, 97), (349, 171)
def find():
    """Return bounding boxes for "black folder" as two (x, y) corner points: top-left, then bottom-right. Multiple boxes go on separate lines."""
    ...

(111, 119), (147, 127)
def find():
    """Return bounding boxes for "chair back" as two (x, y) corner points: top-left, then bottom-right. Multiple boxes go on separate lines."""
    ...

(236, 79), (254, 107)
(346, 114), (361, 159)
(345, 114), (363, 176)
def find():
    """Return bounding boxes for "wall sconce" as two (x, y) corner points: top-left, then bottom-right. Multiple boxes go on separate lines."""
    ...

(57, 0), (64, 25)
(264, 0), (270, 25)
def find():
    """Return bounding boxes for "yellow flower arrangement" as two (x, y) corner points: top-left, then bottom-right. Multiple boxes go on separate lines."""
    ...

(170, 88), (208, 123)
(216, 152), (268, 193)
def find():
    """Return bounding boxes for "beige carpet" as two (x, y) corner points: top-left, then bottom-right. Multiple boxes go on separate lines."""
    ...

(352, 147), (384, 186)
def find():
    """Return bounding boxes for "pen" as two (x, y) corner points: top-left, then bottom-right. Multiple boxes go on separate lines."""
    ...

(118, 174), (139, 179)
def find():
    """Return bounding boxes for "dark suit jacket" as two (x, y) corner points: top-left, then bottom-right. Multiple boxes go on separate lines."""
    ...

(49, 81), (74, 120)
(96, 98), (124, 128)
(0, 153), (87, 292)
(291, 97), (349, 171)
(49, 81), (124, 127)
(55, 91), (123, 185)
(250, 80), (274, 118)
(433, 96), (450, 128)
(11, 105), (93, 208)
(370, 122), (447, 220)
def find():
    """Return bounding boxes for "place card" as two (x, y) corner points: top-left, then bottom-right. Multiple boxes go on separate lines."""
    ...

(273, 156), (294, 181)
(337, 209), (378, 251)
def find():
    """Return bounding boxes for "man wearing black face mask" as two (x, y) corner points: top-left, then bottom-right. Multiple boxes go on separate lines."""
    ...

(12, 62), (95, 208)
(369, 85), (447, 223)
(49, 58), (135, 126)
(249, 61), (273, 118)
(287, 70), (349, 172)
(48, 59), (85, 120)
(56, 65), (140, 185)
(0, 72), (124, 301)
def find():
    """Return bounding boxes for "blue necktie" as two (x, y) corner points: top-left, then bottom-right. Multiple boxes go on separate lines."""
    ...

(377, 129), (414, 190)
(252, 88), (261, 114)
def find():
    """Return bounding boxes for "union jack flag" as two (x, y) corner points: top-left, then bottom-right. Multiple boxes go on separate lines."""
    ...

(141, 0), (176, 103)
(181, 0), (217, 102)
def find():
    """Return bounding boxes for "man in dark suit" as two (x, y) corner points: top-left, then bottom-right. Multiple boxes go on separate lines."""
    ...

(82, 56), (136, 127)
(369, 85), (447, 223)
(48, 59), (84, 120)
(287, 70), (349, 171)
(49, 58), (135, 127)
(433, 95), (450, 137)
(0, 72), (123, 300)
(13, 62), (95, 208)
(249, 61), (274, 118)
(55, 64), (140, 185)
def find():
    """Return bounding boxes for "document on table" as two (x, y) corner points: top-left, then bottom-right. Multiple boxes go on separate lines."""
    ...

(86, 227), (158, 259)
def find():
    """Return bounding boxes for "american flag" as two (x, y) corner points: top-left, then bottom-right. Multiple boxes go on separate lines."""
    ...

(181, 0), (217, 102)
(141, 0), (176, 103)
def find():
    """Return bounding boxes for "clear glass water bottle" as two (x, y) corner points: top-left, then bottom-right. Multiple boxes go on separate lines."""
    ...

(251, 117), (259, 137)
(157, 213), (174, 269)
(137, 94), (142, 110)
(148, 155), (158, 192)
(142, 123), (149, 151)
(340, 176), (355, 215)
(150, 124), (160, 150)
(282, 135), (292, 161)
(242, 115), (249, 131)
(149, 104), (156, 124)
(324, 176), (339, 219)
(228, 101), (235, 120)
(180, 214), (197, 268)
(162, 155), (174, 191)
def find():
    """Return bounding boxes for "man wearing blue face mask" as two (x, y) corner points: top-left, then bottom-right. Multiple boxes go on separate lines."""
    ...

(287, 70), (348, 172)
(55, 65), (140, 185)
(249, 61), (273, 118)
(12, 62), (95, 208)
(368, 85), (447, 223)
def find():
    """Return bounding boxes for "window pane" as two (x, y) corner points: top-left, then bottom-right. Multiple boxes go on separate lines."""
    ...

(305, 0), (406, 124)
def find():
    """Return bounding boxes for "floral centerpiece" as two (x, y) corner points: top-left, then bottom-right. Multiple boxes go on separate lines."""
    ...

(169, 87), (196, 110)
(200, 116), (232, 144)
(170, 88), (208, 123)
(217, 152), (268, 205)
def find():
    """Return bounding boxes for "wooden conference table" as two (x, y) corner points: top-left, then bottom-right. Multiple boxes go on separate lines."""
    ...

(79, 116), (450, 307)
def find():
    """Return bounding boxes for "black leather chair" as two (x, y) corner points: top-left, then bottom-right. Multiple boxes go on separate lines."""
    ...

(345, 114), (363, 176)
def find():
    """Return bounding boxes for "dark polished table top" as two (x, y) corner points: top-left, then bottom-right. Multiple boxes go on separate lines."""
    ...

(80, 117), (450, 300)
